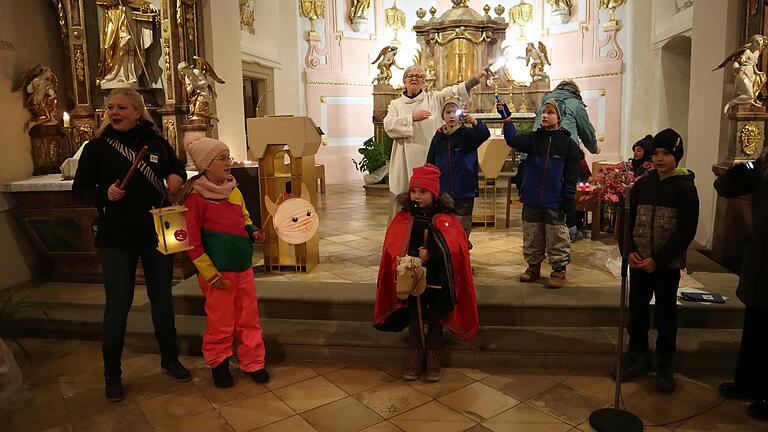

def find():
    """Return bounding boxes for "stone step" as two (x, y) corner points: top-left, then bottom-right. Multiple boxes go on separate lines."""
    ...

(13, 304), (739, 372)
(19, 279), (744, 330)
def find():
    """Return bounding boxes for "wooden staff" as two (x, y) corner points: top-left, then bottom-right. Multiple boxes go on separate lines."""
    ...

(416, 228), (429, 352)
(118, 146), (148, 190)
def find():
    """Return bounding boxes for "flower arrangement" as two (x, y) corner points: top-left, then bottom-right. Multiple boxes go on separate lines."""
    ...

(578, 162), (637, 212)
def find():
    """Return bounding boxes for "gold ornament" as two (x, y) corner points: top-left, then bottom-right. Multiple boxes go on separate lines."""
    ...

(299, 0), (325, 33)
(483, 4), (491, 17)
(740, 122), (761, 155)
(494, 4), (505, 19)
(385, 0), (406, 45)
(429, 6), (437, 19)
(239, 0), (255, 34)
(416, 8), (427, 21)
(509, 0), (534, 41)
(597, 0), (626, 27)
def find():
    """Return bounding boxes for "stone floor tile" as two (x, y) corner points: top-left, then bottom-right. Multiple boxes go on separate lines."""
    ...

(3, 397), (71, 432)
(324, 365), (396, 395)
(453, 367), (493, 381)
(675, 399), (766, 432)
(527, 384), (607, 427)
(389, 400), (477, 432)
(138, 387), (213, 428)
(217, 392), (296, 432)
(354, 381), (432, 419)
(263, 363), (319, 390)
(438, 382), (520, 422)
(272, 375), (347, 413)
(301, 360), (350, 376)
(195, 374), (270, 407)
(618, 379), (710, 426)
(152, 409), (234, 432)
(70, 402), (153, 432)
(481, 369), (560, 402)
(358, 421), (405, 432)
(251, 415), (319, 432)
(560, 371), (643, 405)
(301, 396), (383, 432)
(482, 403), (572, 432)
(406, 369), (475, 399)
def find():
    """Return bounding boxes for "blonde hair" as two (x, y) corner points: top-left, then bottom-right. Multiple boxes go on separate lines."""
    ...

(96, 87), (156, 137)
(178, 173), (203, 203)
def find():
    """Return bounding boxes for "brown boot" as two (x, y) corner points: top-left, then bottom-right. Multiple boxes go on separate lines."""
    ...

(425, 351), (442, 382)
(547, 269), (566, 289)
(519, 263), (541, 282)
(403, 349), (423, 381)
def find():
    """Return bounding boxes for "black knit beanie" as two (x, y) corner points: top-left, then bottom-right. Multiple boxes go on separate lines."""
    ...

(651, 128), (684, 166)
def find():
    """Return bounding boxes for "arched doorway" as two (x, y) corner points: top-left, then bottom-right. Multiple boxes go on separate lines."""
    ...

(659, 35), (692, 163)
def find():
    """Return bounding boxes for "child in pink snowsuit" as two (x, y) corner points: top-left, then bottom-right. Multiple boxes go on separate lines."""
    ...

(182, 136), (269, 388)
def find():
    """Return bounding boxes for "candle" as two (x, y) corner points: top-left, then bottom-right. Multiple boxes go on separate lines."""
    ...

(63, 112), (71, 128)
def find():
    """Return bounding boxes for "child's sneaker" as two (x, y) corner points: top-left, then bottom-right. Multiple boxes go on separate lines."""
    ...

(212, 358), (234, 388)
(519, 263), (541, 282)
(403, 349), (423, 381)
(568, 226), (583, 242)
(546, 269), (566, 288)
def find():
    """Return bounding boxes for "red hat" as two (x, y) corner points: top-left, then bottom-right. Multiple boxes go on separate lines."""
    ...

(409, 163), (441, 198)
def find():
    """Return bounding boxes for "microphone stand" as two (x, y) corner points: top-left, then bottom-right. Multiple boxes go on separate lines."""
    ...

(589, 182), (643, 432)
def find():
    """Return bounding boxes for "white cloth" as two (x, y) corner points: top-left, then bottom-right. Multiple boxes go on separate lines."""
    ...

(383, 83), (471, 196)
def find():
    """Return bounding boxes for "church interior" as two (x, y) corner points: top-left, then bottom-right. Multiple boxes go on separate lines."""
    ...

(1, 0), (767, 431)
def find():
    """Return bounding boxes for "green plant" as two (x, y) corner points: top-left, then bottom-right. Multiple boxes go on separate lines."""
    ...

(353, 134), (393, 174)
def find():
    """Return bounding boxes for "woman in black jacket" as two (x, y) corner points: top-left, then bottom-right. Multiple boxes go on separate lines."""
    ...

(715, 148), (768, 421)
(73, 88), (191, 402)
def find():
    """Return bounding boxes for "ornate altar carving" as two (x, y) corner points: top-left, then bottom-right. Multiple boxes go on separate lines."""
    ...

(240, 0), (255, 34)
(348, 0), (371, 33)
(15, 65), (59, 128)
(411, 0), (548, 113)
(177, 56), (225, 120)
(715, 34), (768, 114)
(598, 0), (627, 28)
(95, 0), (159, 89)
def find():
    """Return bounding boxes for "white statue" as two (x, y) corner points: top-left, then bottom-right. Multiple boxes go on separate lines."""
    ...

(177, 57), (226, 120)
(520, 42), (551, 82)
(15, 65), (59, 127)
(371, 46), (402, 85)
(715, 34), (768, 114)
(96, 0), (158, 88)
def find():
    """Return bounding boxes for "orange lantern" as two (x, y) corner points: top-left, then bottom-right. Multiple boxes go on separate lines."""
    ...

(150, 206), (194, 255)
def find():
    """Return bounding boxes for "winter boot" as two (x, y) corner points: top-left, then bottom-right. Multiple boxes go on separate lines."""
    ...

(248, 369), (270, 383)
(611, 351), (651, 382)
(519, 263), (541, 282)
(425, 351), (442, 382)
(403, 349), (423, 381)
(161, 358), (192, 382)
(104, 376), (125, 402)
(546, 269), (567, 289)
(212, 358), (234, 388)
(655, 357), (675, 393)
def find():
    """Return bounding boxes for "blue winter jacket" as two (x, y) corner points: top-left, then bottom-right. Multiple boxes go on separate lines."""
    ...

(503, 122), (580, 210)
(426, 121), (491, 200)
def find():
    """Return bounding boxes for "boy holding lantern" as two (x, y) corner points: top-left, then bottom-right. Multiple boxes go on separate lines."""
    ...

(181, 137), (269, 388)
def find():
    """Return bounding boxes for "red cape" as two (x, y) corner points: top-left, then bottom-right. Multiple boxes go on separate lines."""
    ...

(374, 210), (479, 341)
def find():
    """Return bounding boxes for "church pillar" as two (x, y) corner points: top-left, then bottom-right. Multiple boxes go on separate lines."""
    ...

(200, 0), (247, 162)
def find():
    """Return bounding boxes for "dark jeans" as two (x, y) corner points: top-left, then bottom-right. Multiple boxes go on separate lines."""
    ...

(628, 268), (681, 359)
(453, 198), (474, 241)
(734, 307), (768, 399)
(99, 246), (178, 378)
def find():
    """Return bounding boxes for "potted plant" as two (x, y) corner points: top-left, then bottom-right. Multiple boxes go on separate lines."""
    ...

(353, 135), (393, 185)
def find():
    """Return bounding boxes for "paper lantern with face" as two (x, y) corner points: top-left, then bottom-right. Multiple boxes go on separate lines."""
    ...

(264, 183), (319, 245)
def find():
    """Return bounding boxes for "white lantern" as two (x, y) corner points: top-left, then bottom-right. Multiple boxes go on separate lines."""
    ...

(150, 206), (194, 255)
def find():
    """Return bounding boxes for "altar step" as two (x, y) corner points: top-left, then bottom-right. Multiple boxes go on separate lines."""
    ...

(12, 304), (740, 372)
(11, 278), (743, 371)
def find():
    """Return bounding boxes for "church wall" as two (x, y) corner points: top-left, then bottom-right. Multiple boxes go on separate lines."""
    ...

(621, 0), (742, 249)
(0, 0), (66, 286)
(298, 0), (629, 183)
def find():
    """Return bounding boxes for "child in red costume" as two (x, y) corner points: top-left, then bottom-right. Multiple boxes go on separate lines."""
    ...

(182, 137), (269, 388)
(374, 163), (478, 382)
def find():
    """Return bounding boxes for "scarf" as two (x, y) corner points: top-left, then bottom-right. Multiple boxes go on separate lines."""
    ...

(193, 174), (237, 200)
(440, 123), (462, 135)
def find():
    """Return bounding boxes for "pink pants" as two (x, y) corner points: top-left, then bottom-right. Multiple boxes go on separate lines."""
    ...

(199, 269), (265, 372)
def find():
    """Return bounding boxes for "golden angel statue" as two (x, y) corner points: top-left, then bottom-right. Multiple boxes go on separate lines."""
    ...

(177, 56), (226, 120)
(299, 0), (325, 32)
(371, 45), (402, 85)
(96, 0), (158, 88)
(522, 42), (551, 82)
(597, 0), (626, 24)
(348, 0), (371, 32)
(14, 65), (59, 127)
(715, 34), (768, 114)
